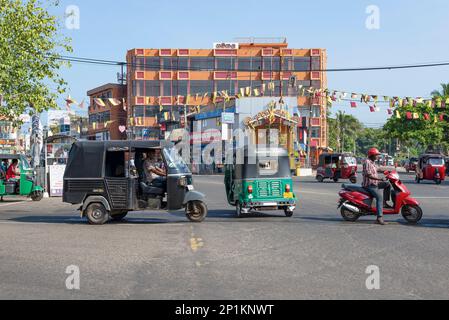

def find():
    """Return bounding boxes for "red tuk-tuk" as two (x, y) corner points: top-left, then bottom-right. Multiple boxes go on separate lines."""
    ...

(316, 153), (358, 183)
(415, 154), (446, 185)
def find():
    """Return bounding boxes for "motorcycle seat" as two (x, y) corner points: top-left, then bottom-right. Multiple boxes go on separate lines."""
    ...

(342, 184), (371, 195)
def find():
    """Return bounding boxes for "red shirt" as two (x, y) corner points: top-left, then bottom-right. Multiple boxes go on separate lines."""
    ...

(6, 164), (19, 180)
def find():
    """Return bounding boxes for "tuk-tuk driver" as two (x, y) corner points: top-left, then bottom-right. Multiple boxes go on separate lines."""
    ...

(363, 148), (392, 226)
(144, 149), (167, 189)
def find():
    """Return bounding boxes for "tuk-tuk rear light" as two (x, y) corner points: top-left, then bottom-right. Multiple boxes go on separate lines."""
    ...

(247, 185), (253, 194)
(285, 184), (291, 193)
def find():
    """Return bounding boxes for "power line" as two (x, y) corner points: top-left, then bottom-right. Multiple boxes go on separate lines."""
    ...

(53, 54), (449, 73)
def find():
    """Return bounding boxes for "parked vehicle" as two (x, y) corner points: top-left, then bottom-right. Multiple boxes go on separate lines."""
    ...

(338, 171), (423, 224)
(445, 157), (449, 176)
(404, 157), (418, 173)
(224, 146), (297, 217)
(316, 153), (358, 183)
(63, 141), (208, 225)
(415, 154), (446, 185)
(0, 154), (44, 201)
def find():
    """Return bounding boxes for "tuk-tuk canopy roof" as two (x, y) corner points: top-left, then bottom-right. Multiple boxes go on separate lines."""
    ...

(419, 153), (444, 160)
(64, 140), (170, 179)
(0, 154), (25, 160)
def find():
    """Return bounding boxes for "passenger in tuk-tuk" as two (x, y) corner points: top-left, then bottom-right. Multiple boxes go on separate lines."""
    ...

(6, 159), (20, 181)
(143, 149), (167, 190)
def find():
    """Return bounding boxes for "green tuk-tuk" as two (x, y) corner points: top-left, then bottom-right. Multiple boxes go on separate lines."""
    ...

(0, 154), (45, 201)
(225, 146), (297, 217)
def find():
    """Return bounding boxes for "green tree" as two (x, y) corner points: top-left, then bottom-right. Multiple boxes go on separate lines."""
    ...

(0, 0), (72, 123)
(431, 83), (449, 98)
(328, 111), (363, 153)
(383, 103), (447, 153)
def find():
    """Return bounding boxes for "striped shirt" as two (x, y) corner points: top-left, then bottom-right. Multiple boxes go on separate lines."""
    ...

(362, 159), (378, 187)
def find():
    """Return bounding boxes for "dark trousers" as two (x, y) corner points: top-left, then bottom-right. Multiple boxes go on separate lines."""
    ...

(364, 182), (391, 218)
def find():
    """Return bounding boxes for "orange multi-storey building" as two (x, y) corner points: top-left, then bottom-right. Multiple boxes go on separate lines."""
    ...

(126, 38), (328, 148)
(87, 83), (127, 140)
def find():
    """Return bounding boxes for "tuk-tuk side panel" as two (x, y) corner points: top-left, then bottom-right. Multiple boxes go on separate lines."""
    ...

(19, 172), (33, 196)
(167, 174), (188, 211)
(105, 178), (129, 209)
(63, 179), (106, 205)
(0, 180), (5, 195)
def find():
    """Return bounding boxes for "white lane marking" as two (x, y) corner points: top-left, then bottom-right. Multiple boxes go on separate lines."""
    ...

(0, 200), (31, 207)
(198, 178), (449, 199)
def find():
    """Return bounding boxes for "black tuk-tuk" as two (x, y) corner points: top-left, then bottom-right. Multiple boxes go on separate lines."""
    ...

(63, 141), (207, 224)
(224, 146), (297, 217)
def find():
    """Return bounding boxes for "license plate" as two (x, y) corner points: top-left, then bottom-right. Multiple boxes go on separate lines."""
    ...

(263, 202), (278, 206)
(187, 185), (194, 191)
(284, 192), (294, 199)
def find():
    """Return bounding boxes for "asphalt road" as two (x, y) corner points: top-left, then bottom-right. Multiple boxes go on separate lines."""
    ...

(1, 173), (449, 300)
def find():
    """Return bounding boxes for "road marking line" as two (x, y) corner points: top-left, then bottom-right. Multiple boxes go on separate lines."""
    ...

(0, 200), (32, 207)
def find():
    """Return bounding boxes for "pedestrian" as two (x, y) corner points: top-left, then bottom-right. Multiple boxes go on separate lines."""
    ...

(362, 148), (392, 226)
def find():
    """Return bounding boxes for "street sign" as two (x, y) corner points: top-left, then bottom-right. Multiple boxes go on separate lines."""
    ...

(221, 112), (235, 124)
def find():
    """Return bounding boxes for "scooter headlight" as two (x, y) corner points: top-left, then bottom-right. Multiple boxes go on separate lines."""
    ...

(178, 176), (187, 187)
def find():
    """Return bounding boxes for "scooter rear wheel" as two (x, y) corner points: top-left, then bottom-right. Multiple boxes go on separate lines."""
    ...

(402, 205), (423, 224)
(341, 206), (360, 222)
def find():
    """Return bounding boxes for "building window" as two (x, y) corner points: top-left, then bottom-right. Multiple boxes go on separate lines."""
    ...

(176, 57), (189, 70)
(161, 57), (173, 70)
(133, 80), (145, 96)
(133, 106), (144, 118)
(145, 106), (159, 117)
(145, 80), (160, 97)
(294, 57), (311, 71)
(216, 80), (237, 95)
(263, 57), (281, 71)
(134, 57), (145, 71)
(311, 106), (321, 118)
(145, 57), (160, 71)
(311, 57), (321, 71)
(238, 57), (262, 71)
(216, 57), (235, 70)
(190, 57), (214, 71)
(311, 127), (320, 138)
(162, 81), (172, 96)
(174, 81), (188, 96)
(282, 57), (294, 71)
(190, 80), (214, 95)
(311, 80), (322, 88)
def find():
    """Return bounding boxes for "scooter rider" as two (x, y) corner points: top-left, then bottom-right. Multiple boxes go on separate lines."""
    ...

(362, 148), (392, 226)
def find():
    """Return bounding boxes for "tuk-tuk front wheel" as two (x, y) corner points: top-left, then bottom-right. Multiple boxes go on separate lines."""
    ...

(31, 191), (43, 202)
(186, 201), (207, 223)
(85, 203), (109, 225)
(284, 208), (294, 217)
(350, 176), (357, 184)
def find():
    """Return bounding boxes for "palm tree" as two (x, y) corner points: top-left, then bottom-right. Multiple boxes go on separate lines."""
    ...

(335, 111), (363, 153)
(431, 83), (449, 98)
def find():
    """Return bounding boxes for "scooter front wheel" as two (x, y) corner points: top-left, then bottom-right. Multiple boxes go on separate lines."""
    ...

(341, 206), (360, 222)
(402, 205), (423, 224)
(186, 201), (208, 223)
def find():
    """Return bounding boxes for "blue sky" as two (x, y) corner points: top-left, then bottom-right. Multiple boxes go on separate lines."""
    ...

(50, 0), (449, 125)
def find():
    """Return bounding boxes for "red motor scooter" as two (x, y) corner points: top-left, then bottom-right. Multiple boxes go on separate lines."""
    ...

(338, 171), (423, 224)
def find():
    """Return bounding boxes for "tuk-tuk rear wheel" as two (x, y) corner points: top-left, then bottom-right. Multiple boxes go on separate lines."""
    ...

(85, 203), (109, 225)
(186, 201), (207, 223)
(31, 191), (43, 202)
(350, 176), (357, 184)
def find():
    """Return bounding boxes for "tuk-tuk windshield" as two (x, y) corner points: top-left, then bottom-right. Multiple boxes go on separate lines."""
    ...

(428, 157), (445, 166)
(163, 148), (191, 174)
(343, 157), (357, 165)
(20, 156), (32, 170)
